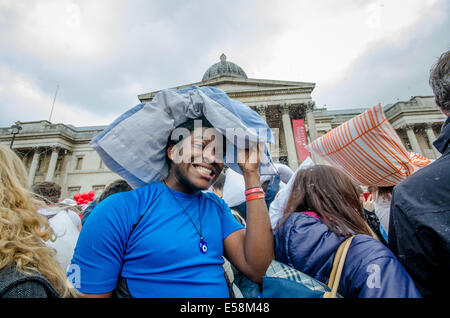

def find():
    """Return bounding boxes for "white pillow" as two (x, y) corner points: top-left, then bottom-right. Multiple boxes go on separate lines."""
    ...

(269, 157), (315, 229)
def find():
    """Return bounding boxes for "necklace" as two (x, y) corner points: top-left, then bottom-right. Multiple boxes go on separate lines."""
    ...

(162, 180), (208, 254)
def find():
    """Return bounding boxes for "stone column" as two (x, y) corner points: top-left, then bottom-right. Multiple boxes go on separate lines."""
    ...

(45, 147), (60, 181)
(60, 150), (72, 197)
(256, 104), (278, 160)
(405, 124), (422, 154)
(424, 123), (440, 158)
(305, 101), (318, 143)
(304, 101), (320, 163)
(280, 103), (298, 170)
(28, 149), (41, 187)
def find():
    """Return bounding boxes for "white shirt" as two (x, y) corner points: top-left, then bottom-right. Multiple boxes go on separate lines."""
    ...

(38, 208), (80, 271)
(374, 194), (391, 234)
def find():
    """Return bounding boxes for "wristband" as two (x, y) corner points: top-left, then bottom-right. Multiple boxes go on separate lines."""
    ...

(246, 193), (265, 202)
(245, 187), (264, 196)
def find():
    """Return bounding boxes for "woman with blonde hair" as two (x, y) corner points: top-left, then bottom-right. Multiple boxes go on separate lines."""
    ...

(0, 145), (78, 298)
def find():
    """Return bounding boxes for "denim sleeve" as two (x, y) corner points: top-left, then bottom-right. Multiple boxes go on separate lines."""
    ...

(1, 281), (50, 298)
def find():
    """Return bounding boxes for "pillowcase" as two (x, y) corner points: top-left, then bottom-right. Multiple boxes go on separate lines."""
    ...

(307, 104), (423, 187)
(408, 152), (432, 167)
(90, 86), (276, 189)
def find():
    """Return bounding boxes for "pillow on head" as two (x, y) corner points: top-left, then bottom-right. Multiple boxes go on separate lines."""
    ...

(307, 104), (426, 187)
(90, 86), (276, 189)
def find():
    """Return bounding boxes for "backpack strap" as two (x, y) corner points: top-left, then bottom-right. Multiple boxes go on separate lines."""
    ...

(323, 236), (354, 298)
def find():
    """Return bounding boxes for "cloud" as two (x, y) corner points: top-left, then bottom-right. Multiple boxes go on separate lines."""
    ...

(0, 0), (448, 128)
(313, 0), (450, 109)
(0, 66), (116, 126)
(0, 0), (128, 62)
(0, 0), (271, 126)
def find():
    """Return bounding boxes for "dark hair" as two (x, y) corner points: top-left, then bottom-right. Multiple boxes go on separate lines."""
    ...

(166, 116), (225, 165)
(374, 186), (393, 200)
(275, 165), (372, 237)
(32, 181), (61, 204)
(429, 50), (450, 112)
(167, 116), (214, 147)
(98, 179), (132, 203)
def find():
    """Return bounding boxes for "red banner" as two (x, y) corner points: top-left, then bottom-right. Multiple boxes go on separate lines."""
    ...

(292, 119), (310, 161)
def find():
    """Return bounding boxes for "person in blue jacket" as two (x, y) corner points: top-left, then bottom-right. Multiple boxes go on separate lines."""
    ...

(273, 165), (421, 298)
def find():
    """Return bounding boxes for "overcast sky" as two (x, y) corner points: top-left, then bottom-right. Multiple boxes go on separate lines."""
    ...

(0, 0), (449, 127)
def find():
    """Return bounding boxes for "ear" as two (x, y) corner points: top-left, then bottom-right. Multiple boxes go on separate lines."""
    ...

(442, 108), (450, 117)
(167, 143), (186, 165)
(167, 144), (176, 162)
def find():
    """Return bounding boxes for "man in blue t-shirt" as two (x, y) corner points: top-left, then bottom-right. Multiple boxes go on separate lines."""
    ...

(70, 117), (274, 297)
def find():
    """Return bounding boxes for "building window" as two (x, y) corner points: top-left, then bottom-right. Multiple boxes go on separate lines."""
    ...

(75, 157), (84, 170)
(99, 160), (104, 169)
(92, 185), (105, 199)
(68, 187), (81, 198)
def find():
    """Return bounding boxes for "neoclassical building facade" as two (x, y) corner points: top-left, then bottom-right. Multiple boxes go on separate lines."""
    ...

(0, 55), (446, 197)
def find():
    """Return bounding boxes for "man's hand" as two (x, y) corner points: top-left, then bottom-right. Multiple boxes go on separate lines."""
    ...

(237, 142), (264, 175)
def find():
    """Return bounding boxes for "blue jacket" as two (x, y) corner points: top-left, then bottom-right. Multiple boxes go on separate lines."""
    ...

(274, 213), (421, 298)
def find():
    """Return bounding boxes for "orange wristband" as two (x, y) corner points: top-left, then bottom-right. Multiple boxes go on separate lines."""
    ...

(246, 193), (265, 202)
(245, 187), (264, 196)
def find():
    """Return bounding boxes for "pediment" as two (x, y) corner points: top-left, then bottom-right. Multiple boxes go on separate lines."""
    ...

(138, 75), (315, 102)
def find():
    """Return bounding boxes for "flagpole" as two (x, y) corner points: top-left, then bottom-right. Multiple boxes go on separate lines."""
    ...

(49, 84), (59, 123)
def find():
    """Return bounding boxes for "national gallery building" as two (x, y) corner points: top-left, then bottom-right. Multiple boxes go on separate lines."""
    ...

(0, 55), (446, 198)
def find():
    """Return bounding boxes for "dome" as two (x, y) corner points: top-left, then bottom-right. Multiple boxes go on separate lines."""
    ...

(202, 54), (248, 82)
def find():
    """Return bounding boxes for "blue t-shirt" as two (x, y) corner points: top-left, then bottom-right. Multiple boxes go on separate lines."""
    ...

(70, 181), (244, 297)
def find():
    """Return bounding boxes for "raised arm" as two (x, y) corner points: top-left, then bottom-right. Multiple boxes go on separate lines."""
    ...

(223, 143), (274, 283)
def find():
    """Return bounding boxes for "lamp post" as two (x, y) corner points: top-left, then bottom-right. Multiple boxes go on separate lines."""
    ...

(10, 122), (22, 149)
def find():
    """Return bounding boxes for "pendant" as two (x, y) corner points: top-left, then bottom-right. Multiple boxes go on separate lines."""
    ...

(199, 239), (208, 254)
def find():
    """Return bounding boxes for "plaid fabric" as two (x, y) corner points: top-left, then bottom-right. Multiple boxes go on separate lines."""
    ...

(265, 260), (331, 293)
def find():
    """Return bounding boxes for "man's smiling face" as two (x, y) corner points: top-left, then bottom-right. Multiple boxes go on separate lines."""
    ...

(167, 127), (225, 192)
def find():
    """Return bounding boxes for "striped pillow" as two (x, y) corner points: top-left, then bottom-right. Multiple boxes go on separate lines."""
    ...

(409, 152), (432, 167)
(307, 104), (420, 186)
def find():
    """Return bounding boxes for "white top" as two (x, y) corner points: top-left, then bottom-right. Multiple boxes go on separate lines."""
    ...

(38, 208), (80, 271)
(274, 163), (294, 184)
(269, 158), (315, 229)
(222, 169), (280, 208)
(374, 194), (391, 234)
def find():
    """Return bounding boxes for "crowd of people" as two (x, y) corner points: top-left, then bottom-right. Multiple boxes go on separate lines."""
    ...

(0, 50), (448, 299)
